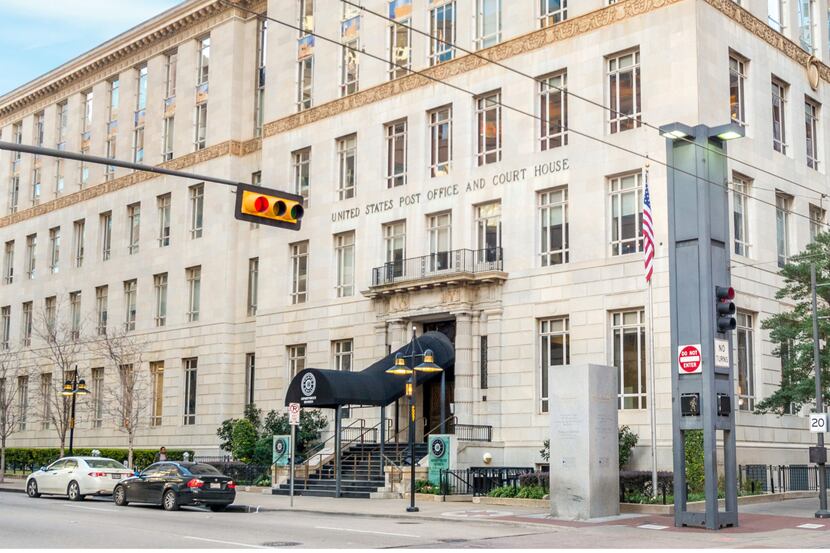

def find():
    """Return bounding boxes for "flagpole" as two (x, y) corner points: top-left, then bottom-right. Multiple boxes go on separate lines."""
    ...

(644, 163), (659, 499)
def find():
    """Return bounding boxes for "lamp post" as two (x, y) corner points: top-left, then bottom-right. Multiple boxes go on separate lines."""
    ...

(386, 326), (443, 513)
(61, 367), (90, 456)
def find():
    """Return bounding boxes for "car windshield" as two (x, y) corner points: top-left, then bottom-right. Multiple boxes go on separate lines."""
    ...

(85, 459), (127, 469)
(182, 463), (221, 475)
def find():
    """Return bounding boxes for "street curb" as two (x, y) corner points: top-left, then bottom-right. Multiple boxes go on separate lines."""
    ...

(0, 487), (25, 494)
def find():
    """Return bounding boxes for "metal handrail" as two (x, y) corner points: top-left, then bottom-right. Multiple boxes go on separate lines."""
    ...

(425, 415), (458, 437)
(371, 247), (504, 287)
(300, 418), (366, 486)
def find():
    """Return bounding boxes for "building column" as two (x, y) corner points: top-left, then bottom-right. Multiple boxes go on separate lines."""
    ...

(373, 322), (388, 360)
(453, 312), (474, 424)
(387, 319), (408, 351)
(482, 308), (503, 439)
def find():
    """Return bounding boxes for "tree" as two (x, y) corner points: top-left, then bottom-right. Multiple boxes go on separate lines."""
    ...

(756, 234), (830, 414)
(32, 301), (84, 457)
(93, 327), (149, 468)
(0, 348), (21, 482)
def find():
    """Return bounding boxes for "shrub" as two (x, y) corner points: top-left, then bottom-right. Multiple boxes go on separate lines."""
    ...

(518, 472), (549, 492)
(618, 425), (639, 469)
(231, 419), (258, 463)
(516, 485), (546, 499)
(488, 485), (519, 498)
(540, 439), (549, 462)
(619, 470), (673, 503)
(2, 448), (194, 472)
(684, 430), (705, 494)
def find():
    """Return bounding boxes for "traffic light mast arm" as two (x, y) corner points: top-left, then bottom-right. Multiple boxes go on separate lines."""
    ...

(0, 140), (246, 189)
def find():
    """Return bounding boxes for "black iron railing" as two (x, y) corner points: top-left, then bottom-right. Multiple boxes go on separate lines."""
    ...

(455, 424), (493, 442)
(740, 464), (830, 494)
(371, 248), (503, 287)
(440, 467), (534, 496)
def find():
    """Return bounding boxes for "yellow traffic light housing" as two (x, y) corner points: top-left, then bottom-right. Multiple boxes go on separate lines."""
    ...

(235, 184), (305, 230)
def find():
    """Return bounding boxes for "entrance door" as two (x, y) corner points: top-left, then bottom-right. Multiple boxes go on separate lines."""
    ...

(422, 320), (455, 435)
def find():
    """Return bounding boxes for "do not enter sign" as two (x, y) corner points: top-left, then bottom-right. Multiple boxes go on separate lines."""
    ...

(678, 344), (703, 374)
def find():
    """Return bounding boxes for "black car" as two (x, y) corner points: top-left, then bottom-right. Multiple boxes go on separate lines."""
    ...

(113, 462), (236, 512)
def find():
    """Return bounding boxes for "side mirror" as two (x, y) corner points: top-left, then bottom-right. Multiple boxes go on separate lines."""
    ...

(39, 466), (46, 472)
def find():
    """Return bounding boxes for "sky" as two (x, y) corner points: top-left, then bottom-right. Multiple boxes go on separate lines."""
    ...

(0, 0), (183, 96)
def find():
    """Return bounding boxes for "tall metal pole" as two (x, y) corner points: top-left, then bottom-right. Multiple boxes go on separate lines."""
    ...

(380, 405), (386, 474)
(440, 371), (446, 434)
(647, 280), (658, 498)
(289, 423), (296, 508)
(68, 372), (77, 456)
(334, 405), (342, 498)
(811, 263), (829, 518)
(408, 371), (418, 512)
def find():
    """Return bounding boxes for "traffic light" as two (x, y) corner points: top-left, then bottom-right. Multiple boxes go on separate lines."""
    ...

(715, 285), (736, 333)
(234, 183), (304, 230)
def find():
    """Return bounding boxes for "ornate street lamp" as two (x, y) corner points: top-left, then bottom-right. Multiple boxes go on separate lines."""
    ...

(61, 367), (90, 456)
(386, 326), (443, 513)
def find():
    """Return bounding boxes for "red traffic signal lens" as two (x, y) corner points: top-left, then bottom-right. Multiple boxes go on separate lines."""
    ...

(253, 196), (269, 213)
(715, 286), (735, 300)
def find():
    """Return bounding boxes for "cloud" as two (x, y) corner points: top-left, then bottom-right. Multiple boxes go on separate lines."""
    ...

(0, 0), (184, 27)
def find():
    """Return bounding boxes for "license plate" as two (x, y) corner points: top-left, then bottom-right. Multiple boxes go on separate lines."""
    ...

(210, 483), (221, 489)
(111, 474), (121, 480)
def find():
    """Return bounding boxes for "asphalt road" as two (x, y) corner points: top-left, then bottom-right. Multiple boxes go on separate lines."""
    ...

(0, 491), (556, 549)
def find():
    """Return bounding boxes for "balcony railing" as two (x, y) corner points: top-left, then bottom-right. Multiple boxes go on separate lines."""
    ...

(371, 247), (504, 287)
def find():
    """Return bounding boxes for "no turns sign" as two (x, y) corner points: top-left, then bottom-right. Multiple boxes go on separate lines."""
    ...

(678, 344), (703, 374)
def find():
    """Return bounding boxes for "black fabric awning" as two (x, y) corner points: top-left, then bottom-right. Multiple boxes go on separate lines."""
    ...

(284, 331), (454, 409)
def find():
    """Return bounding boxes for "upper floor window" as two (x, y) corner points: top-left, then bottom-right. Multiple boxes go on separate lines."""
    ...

(388, 15), (411, 79)
(429, 1), (455, 66)
(335, 232), (355, 297)
(768, 0), (784, 32)
(292, 148), (311, 206)
(127, 203), (140, 255)
(186, 266), (201, 323)
(56, 101), (68, 144)
(340, 18), (359, 97)
(809, 204), (826, 242)
(476, 0), (501, 49)
(540, 71), (568, 150)
(2, 241), (13, 284)
(476, 91), (502, 166)
(291, 241), (309, 304)
(288, 344), (306, 379)
(775, 192), (792, 267)
(95, 286), (108, 335)
(255, 19), (267, 136)
(539, 0), (567, 27)
(608, 49), (641, 134)
(384, 221), (406, 276)
(82, 90), (93, 132)
(21, 302), (32, 347)
(613, 310), (646, 409)
(805, 98), (819, 169)
(609, 172), (643, 256)
(48, 227), (60, 274)
(539, 187), (569, 266)
(136, 66), (148, 112)
(247, 257), (259, 316)
(429, 106), (452, 177)
(333, 339), (353, 371)
(157, 194), (171, 247)
(732, 174), (751, 257)
(797, 0), (814, 52)
(385, 120), (407, 188)
(189, 184), (204, 239)
(297, 56), (313, 111)
(197, 36), (210, 85)
(108, 79), (119, 121)
(123, 279), (137, 331)
(772, 77), (788, 154)
(337, 134), (357, 200)
(100, 211), (112, 261)
(165, 51), (178, 98)
(154, 273), (168, 327)
(299, 0), (314, 35)
(729, 54), (747, 126)
(735, 311), (755, 410)
(194, 103), (208, 151)
(428, 212), (452, 271)
(475, 202), (501, 264)
(24, 234), (36, 280)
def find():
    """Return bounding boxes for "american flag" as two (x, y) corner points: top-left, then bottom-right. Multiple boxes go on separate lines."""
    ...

(642, 169), (655, 283)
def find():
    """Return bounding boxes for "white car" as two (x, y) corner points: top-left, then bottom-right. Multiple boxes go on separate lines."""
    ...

(26, 457), (134, 501)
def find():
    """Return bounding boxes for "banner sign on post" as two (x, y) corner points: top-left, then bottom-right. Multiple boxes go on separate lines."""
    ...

(289, 403), (301, 426)
(428, 435), (451, 486)
(273, 435), (291, 466)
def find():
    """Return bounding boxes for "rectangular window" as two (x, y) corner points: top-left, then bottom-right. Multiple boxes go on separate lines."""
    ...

(183, 358), (198, 425)
(429, 2), (455, 65)
(776, 192), (792, 267)
(24, 234), (36, 280)
(335, 232), (355, 297)
(476, 92), (501, 166)
(100, 212), (112, 261)
(388, 18), (411, 79)
(384, 221), (406, 278)
(7, 175), (19, 215)
(608, 49), (641, 134)
(136, 65), (148, 111)
(797, 0), (813, 51)
(609, 173), (643, 256)
(55, 159), (64, 196)
(772, 78), (788, 154)
(333, 339), (353, 372)
(291, 241), (308, 304)
(162, 116), (174, 161)
(124, 279), (137, 331)
(71, 220), (84, 268)
(480, 335), (488, 390)
(539, 187), (569, 266)
(186, 266), (201, 322)
(132, 126), (145, 164)
(385, 120), (407, 188)
(17, 376), (28, 430)
(732, 174), (751, 257)
(299, 0), (314, 34)
(69, 291), (81, 340)
(1, 306), (9, 350)
(157, 194), (171, 247)
(475, 202), (501, 265)
(429, 106), (452, 177)
(154, 273), (168, 327)
(340, 32), (359, 97)
(539, 317), (569, 412)
(613, 309), (647, 409)
(292, 148), (310, 206)
(45, 296), (56, 330)
(57, 101), (68, 143)
(428, 212), (452, 271)
(247, 257), (259, 316)
(255, 19), (267, 136)
(810, 204), (826, 242)
(736, 311), (755, 410)
(288, 344), (306, 379)
(127, 203), (140, 255)
(47, 227), (60, 274)
(245, 353), (256, 406)
(95, 286), (108, 335)
(539, 71), (568, 150)
(729, 54), (747, 126)
(150, 361), (164, 426)
(189, 184), (204, 239)
(476, 0), (501, 48)
(197, 36), (210, 85)
(88, 367), (103, 428)
(337, 134), (357, 200)
(21, 301), (32, 347)
(297, 56), (313, 111)
(805, 98), (819, 169)
(40, 373), (51, 429)
(540, 0), (567, 27)
(165, 51), (178, 98)
(31, 167), (41, 206)
(194, 103), (208, 151)
(768, 0), (784, 31)
(2, 241), (12, 284)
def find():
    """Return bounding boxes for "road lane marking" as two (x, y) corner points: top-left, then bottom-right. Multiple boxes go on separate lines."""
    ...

(638, 524), (668, 530)
(64, 504), (119, 513)
(183, 536), (269, 548)
(314, 526), (420, 538)
(797, 523), (825, 529)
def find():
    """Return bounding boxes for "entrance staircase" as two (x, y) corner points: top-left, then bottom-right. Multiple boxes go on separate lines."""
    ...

(272, 442), (428, 498)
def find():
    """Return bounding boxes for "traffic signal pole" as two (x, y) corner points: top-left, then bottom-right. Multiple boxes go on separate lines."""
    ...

(811, 263), (829, 518)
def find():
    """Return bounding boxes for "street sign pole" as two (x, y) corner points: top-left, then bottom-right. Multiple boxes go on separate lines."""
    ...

(290, 423), (296, 508)
(810, 263), (829, 518)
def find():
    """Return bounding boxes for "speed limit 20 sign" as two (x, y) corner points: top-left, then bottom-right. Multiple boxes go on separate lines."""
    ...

(677, 344), (703, 374)
(810, 413), (829, 433)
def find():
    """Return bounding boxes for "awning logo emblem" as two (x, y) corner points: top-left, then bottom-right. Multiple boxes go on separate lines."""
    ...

(301, 373), (316, 397)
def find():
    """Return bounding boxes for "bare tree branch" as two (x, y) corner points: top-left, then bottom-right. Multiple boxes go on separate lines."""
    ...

(0, 348), (22, 482)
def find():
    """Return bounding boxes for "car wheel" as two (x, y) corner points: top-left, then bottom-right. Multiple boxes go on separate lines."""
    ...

(26, 479), (40, 498)
(67, 481), (84, 501)
(162, 490), (180, 511)
(113, 485), (128, 506)
(209, 504), (228, 512)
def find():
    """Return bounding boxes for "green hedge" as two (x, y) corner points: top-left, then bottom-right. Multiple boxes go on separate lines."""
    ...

(2, 448), (195, 471)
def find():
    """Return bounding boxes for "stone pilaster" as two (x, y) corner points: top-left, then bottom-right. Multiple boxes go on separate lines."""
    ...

(452, 312), (474, 424)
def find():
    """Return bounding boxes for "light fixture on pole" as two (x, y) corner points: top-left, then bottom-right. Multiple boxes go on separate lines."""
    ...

(63, 368), (90, 456)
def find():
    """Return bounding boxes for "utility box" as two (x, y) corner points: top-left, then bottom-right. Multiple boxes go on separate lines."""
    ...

(549, 364), (619, 520)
